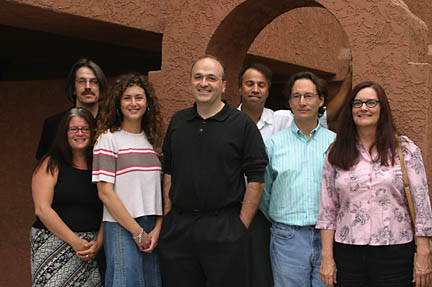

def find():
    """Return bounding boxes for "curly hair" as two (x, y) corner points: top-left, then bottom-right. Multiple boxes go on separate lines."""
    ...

(96, 73), (164, 149)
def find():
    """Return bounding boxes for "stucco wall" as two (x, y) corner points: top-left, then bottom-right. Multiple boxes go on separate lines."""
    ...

(150, 0), (327, 116)
(403, 0), (432, 62)
(0, 0), (164, 52)
(3, 0), (169, 33)
(0, 80), (69, 287)
(1, 0), (432, 286)
(326, 0), (431, 168)
(249, 7), (350, 80)
(150, 0), (432, 166)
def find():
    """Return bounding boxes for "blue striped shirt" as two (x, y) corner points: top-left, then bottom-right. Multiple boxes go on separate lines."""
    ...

(260, 121), (336, 226)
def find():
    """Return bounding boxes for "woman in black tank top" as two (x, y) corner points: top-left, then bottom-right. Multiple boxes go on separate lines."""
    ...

(30, 107), (103, 287)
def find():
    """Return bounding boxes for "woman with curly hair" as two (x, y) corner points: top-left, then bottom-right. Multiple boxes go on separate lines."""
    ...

(316, 81), (432, 287)
(92, 73), (164, 286)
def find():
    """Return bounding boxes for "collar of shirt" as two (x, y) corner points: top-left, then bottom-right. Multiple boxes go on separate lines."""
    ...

(290, 120), (321, 141)
(187, 100), (230, 122)
(357, 142), (377, 162)
(237, 104), (274, 131)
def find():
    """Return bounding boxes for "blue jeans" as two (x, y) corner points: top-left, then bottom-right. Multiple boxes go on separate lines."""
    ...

(270, 223), (325, 287)
(103, 216), (161, 287)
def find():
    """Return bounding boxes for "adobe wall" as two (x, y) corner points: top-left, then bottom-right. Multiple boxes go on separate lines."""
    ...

(0, 0), (165, 51)
(329, 0), (431, 175)
(1, 0), (168, 33)
(148, 0), (432, 175)
(0, 80), (69, 286)
(0, 0), (431, 286)
(149, 0), (327, 117)
(249, 7), (350, 80)
(403, 0), (432, 62)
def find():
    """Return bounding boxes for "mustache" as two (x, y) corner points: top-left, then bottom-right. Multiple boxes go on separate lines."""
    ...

(82, 89), (95, 96)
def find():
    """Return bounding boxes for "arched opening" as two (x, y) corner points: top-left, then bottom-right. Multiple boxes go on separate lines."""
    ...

(205, 0), (351, 130)
(247, 7), (351, 130)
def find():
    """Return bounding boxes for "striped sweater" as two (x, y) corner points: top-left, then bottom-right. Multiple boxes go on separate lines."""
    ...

(92, 129), (162, 222)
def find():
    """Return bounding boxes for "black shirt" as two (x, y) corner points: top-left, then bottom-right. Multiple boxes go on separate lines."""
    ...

(162, 101), (268, 211)
(35, 111), (68, 160)
(33, 165), (103, 232)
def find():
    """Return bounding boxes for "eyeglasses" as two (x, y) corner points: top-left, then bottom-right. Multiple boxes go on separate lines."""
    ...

(290, 93), (317, 102)
(192, 73), (220, 83)
(75, 78), (99, 88)
(352, 99), (380, 108)
(68, 126), (91, 134)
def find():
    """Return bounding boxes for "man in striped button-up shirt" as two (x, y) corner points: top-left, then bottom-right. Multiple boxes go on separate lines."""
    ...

(260, 72), (336, 287)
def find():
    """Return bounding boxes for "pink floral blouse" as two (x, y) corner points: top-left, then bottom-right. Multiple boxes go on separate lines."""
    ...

(316, 136), (432, 245)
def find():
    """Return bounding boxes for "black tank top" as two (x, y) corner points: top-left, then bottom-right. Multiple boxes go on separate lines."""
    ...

(33, 165), (102, 232)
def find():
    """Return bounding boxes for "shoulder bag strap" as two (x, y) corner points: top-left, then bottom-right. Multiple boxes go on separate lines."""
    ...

(397, 136), (416, 229)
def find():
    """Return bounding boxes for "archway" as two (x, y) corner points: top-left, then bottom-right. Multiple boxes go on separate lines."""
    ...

(151, 0), (431, 177)
(225, 5), (352, 129)
(205, 0), (326, 103)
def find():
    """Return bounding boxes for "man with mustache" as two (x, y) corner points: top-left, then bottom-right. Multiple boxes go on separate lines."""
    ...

(260, 71), (335, 287)
(159, 55), (268, 287)
(35, 58), (107, 160)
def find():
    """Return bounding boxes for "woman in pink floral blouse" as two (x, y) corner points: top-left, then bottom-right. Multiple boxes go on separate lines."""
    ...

(316, 81), (432, 287)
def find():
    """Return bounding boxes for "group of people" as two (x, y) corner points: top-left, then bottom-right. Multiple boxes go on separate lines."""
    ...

(29, 55), (432, 287)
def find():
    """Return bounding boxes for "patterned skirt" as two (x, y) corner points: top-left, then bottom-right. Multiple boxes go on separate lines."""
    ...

(30, 227), (102, 287)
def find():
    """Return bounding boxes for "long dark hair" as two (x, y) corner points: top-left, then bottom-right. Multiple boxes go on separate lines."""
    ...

(36, 108), (97, 175)
(96, 73), (164, 149)
(328, 81), (397, 170)
(65, 58), (107, 104)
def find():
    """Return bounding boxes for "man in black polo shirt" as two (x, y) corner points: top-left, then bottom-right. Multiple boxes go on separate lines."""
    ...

(159, 55), (268, 287)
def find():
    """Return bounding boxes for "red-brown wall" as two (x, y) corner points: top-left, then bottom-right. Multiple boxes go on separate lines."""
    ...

(0, 1), (432, 286)
(249, 7), (350, 80)
(0, 80), (69, 286)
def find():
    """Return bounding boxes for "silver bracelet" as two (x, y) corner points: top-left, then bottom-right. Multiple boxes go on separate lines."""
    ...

(133, 228), (144, 243)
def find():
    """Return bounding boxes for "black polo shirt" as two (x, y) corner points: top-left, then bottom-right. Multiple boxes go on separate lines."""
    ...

(162, 101), (268, 211)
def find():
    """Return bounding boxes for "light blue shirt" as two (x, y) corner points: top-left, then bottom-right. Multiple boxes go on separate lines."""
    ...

(260, 121), (336, 226)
